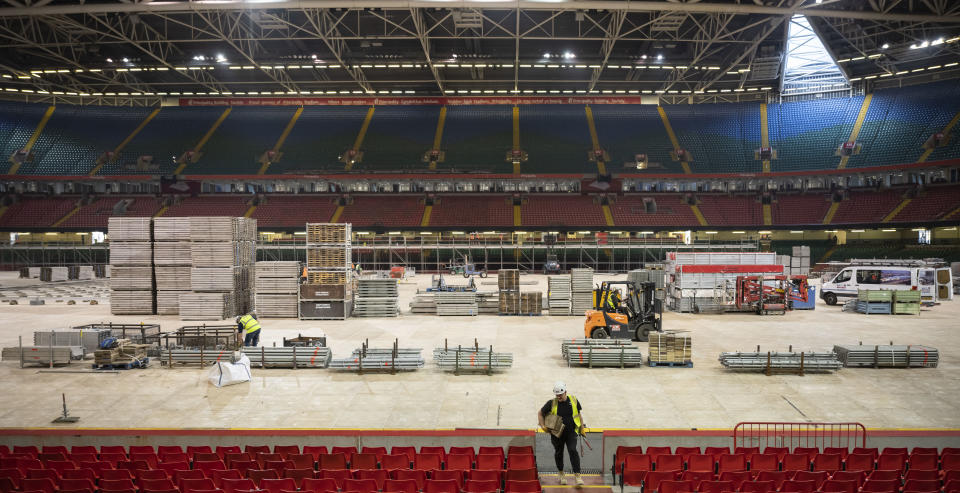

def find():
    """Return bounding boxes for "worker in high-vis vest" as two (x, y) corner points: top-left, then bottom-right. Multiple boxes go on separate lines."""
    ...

(236, 311), (261, 347)
(538, 381), (586, 486)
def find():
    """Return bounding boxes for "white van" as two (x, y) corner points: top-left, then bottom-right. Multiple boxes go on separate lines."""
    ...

(820, 265), (953, 305)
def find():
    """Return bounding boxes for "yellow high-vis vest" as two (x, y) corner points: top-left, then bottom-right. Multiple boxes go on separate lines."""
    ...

(239, 314), (261, 335)
(550, 394), (581, 434)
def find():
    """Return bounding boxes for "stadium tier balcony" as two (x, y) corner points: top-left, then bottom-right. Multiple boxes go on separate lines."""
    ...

(518, 105), (593, 174)
(59, 197), (162, 229)
(520, 195), (605, 227)
(338, 196), (425, 228)
(428, 195), (514, 228)
(251, 196), (340, 229)
(441, 106), (514, 173)
(771, 194), (834, 226)
(889, 184), (960, 223)
(359, 106), (440, 171)
(767, 96), (864, 172)
(270, 106), (371, 174)
(609, 195), (700, 227)
(696, 195), (763, 226)
(590, 105), (681, 174)
(829, 189), (904, 224)
(666, 103), (761, 174)
(200, 107), (299, 175)
(0, 197), (77, 228)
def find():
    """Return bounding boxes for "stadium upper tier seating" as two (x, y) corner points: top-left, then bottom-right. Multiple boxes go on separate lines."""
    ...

(2, 80), (958, 175)
(3, 183), (957, 230)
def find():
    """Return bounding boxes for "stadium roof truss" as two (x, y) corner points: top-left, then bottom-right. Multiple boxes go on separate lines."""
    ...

(0, 0), (958, 105)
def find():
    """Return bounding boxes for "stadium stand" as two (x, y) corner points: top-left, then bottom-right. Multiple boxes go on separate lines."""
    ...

(609, 195), (700, 227)
(696, 195), (763, 226)
(107, 107), (229, 176)
(0, 101), (56, 174)
(200, 107), (299, 174)
(519, 105), (591, 173)
(338, 196), (425, 228)
(429, 195), (514, 228)
(59, 196), (162, 229)
(829, 189), (904, 224)
(590, 105), (680, 173)
(269, 106), (371, 174)
(0, 196), (77, 228)
(770, 194), (834, 226)
(437, 106), (513, 173)
(890, 184), (960, 223)
(521, 195), (605, 227)
(250, 196), (340, 229)
(360, 106), (440, 170)
(767, 96), (865, 172)
(666, 103), (761, 173)
(160, 195), (251, 218)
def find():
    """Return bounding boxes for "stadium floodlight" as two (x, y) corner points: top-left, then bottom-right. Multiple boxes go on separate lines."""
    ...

(657, 54), (663, 60)
(122, 57), (129, 62)
(932, 37), (944, 45)
(881, 43), (890, 49)
(563, 52), (575, 59)
(106, 58), (113, 63)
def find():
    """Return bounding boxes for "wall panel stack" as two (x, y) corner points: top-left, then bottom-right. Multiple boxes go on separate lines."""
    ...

(108, 217), (155, 315)
(153, 217), (191, 315)
(254, 261), (300, 318)
(790, 246), (811, 276)
(180, 217), (256, 320)
(301, 223), (352, 319)
(498, 269), (520, 315)
(353, 278), (399, 317)
(547, 275), (572, 315)
(571, 268), (594, 315)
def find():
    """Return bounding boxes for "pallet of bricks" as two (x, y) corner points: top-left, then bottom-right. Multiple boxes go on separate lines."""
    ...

(153, 217), (192, 315)
(301, 223), (352, 320)
(498, 269), (520, 315)
(255, 261), (300, 318)
(108, 217), (155, 315)
(648, 332), (692, 367)
(180, 217), (256, 320)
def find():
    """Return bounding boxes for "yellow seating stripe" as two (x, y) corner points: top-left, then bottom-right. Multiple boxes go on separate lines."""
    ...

(9, 105), (56, 175)
(429, 107), (447, 171)
(346, 107), (376, 171)
(762, 203), (772, 226)
(942, 206), (960, 220)
(689, 204), (708, 226)
(601, 204), (614, 227)
(760, 103), (771, 173)
(90, 108), (161, 176)
(330, 205), (344, 223)
(584, 105), (606, 175)
(513, 204), (522, 227)
(154, 206), (168, 218)
(882, 199), (911, 223)
(512, 106), (520, 150)
(420, 205), (432, 227)
(258, 107), (303, 175)
(822, 202), (840, 224)
(839, 94), (873, 169)
(657, 106), (691, 174)
(51, 205), (81, 228)
(174, 107), (232, 174)
(918, 109), (960, 163)
(243, 205), (258, 218)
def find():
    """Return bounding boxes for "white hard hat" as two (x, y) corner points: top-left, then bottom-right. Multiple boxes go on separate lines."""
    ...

(553, 381), (566, 395)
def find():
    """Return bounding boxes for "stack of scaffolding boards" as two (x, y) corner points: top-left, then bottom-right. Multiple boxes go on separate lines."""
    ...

(570, 268), (594, 314)
(561, 339), (643, 368)
(254, 261), (299, 318)
(648, 332), (692, 367)
(548, 275), (572, 315)
(833, 344), (939, 368)
(718, 351), (842, 372)
(93, 340), (148, 369)
(436, 292), (478, 316)
(108, 217), (155, 315)
(301, 223), (352, 320)
(476, 292), (499, 314)
(856, 289), (893, 314)
(433, 344), (513, 373)
(353, 278), (399, 317)
(519, 292), (542, 315)
(498, 269), (520, 315)
(409, 293), (437, 314)
(665, 252), (779, 312)
(180, 217), (256, 320)
(153, 217), (191, 315)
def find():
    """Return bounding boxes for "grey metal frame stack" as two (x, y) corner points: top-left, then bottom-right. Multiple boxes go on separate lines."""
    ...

(353, 278), (399, 317)
(570, 268), (594, 315)
(436, 292), (478, 316)
(790, 246), (811, 276)
(329, 339), (424, 373)
(254, 261), (300, 318)
(108, 217), (155, 315)
(301, 223), (352, 320)
(180, 217), (256, 320)
(153, 217), (192, 315)
(547, 275), (572, 315)
(434, 342), (513, 374)
(833, 344), (939, 368)
(561, 339), (643, 368)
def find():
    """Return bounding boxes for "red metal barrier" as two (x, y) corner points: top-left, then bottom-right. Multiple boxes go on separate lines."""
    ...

(733, 422), (867, 450)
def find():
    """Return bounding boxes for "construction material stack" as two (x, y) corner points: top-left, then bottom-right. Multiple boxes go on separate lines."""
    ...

(665, 252), (780, 312)
(520, 292), (543, 315)
(180, 217), (256, 320)
(833, 343), (938, 368)
(790, 246), (811, 276)
(571, 268), (594, 315)
(436, 292), (478, 316)
(254, 261), (299, 318)
(856, 289), (893, 314)
(93, 339), (149, 369)
(561, 339), (643, 368)
(498, 269), (520, 315)
(153, 217), (192, 315)
(301, 223), (352, 320)
(434, 341), (513, 374)
(39, 267), (69, 282)
(893, 290), (921, 315)
(648, 332), (692, 367)
(547, 275), (571, 315)
(353, 278), (399, 317)
(108, 217), (155, 315)
(329, 340), (424, 373)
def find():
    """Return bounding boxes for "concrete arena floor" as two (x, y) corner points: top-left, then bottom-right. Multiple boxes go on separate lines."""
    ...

(0, 271), (957, 430)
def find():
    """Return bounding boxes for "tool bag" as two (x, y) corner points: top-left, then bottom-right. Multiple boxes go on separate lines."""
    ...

(544, 414), (565, 438)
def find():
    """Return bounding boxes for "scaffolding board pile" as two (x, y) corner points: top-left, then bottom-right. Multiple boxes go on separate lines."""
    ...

(648, 332), (693, 367)
(719, 351), (842, 374)
(301, 223), (352, 320)
(408, 293), (437, 314)
(181, 217), (256, 320)
(353, 278), (399, 317)
(476, 292), (499, 314)
(108, 217), (155, 315)
(833, 344), (939, 368)
(520, 292), (543, 315)
(254, 261), (299, 318)
(571, 268), (594, 314)
(498, 269), (520, 315)
(436, 292), (478, 316)
(153, 217), (192, 315)
(548, 275), (572, 315)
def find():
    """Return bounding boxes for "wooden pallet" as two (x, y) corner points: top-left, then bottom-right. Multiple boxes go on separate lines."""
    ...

(306, 271), (348, 285)
(306, 223), (351, 244)
(306, 247), (350, 268)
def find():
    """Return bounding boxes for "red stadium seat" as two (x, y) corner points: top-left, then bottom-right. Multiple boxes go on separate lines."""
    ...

(246, 447), (271, 456)
(101, 471), (134, 481)
(621, 455), (652, 488)
(907, 454), (938, 471)
(61, 469), (97, 484)
(301, 478), (338, 493)
(823, 448), (849, 461)
(718, 471), (751, 490)
(157, 447), (184, 460)
(187, 447), (214, 461)
(703, 448), (730, 460)
(866, 470), (900, 482)
(420, 448), (447, 463)
(283, 469), (314, 488)
(844, 453), (875, 472)
(287, 454), (314, 471)
(782, 454), (811, 472)
(468, 470), (502, 484)
(658, 480), (694, 493)
(749, 454), (778, 472)
(876, 454), (906, 472)
(215, 447), (241, 460)
(356, 469), (388, 490)
(504, 468), (536, 483)
(381, 455), (411, 471)
(697, 480), (733, 493)
(360, 448), (388, 462)
(644, 471), (681, 493)
(318, 470), (351, 490)
(424, 479), (460, 493)
(301, 447), (328, 462)
(318, 454), (347, 471)
(792, 471), (828, 488)
(780, 479), (816, 493)
(449, 448), (476, 462)
(680, 471), (713, 489)
(812, 454), (842, 473)
(247, 470), (280, 487)
(647, 447), (673, 457)
(174, 469), (206, 485)
(446, 454), (473, 472)
(22, 478), (57, 493)
(503, 480), (540, 493)
(256, 454), (283, 469)
(260, 478), (297, 493)
(430, 470), (465, 490)
(182, 478), (218, 493)
(904, 470), (939, 482)
(350, 454), (377, 471)
(829, 471), (866, 488)
(505, 455), (535, 471)
(902, 479), (941, 493)
(740, 480), (775, 493)
(506, 447), (533, 456)
(463, 479), (499, 493)
(100, 478), (137, 492)
(391, 448), (416, 464)
(793, 448), (819, 461)
(415, 454), (442, 471)
(196, 461), (227, 476)
(716, 455), (746, 474)
(226, 454), (254, 469)
(392, 470), (427, 491)
(686, 455), (715, 474)
(656, 455), (683, 472)
(211, 470), (242, 489)
(60, 478), (96, 493)
(140, 478), (178, 492)
(273, 447), (299, 460)
(222, 478), (257, 493)
(852, 448), (879, 462)
(862, 479), (900, 493)
(331, 448), (358, 459)
(820, 479), (857, 493)
(383, 479), (419, 493)
(763, 448), (789, 462)
(477, 448), (504, 466)
(157, 461), (190, 478)
(734, 448), (759, 457)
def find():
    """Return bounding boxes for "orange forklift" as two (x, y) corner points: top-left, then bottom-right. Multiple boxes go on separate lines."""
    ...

(583, 281), (662, 342)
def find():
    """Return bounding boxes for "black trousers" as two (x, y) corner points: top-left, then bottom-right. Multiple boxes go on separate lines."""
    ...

(551, 430), (580, 474)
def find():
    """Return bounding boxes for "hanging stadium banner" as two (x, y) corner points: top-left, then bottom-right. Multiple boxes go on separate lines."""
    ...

(179, 96), (649, 106)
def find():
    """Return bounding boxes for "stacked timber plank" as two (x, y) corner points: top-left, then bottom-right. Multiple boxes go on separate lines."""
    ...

(570, 268), (594, 314)
(94, 339), (148, 368)
(790, 245), (811, 276)
(648, 332), (692, 367)
(476, 292), (499, 314)
(254, 261), (299, 318)
(498, 269), (520, 315)
(301, 223), (352, 320)
(409, 293), (437, 313)
(108, 217), (155, 315)
(548, 275), (572, 315)
(353, 278), (399, 317)
(833, 344), (939, 368)
(153, 217), (191, 315)
(180, 217), (256, 320)
(436, 292), (478, 316)
(520, 292), (542, 315)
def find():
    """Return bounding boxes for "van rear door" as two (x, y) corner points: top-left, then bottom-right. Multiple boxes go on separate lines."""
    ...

(936, 268), (954, 301)
(918, 268), (937, 301)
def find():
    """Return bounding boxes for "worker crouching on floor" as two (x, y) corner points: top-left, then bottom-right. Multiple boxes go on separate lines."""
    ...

(236, 311), (261, 347)
(538, 381), (586, 486)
